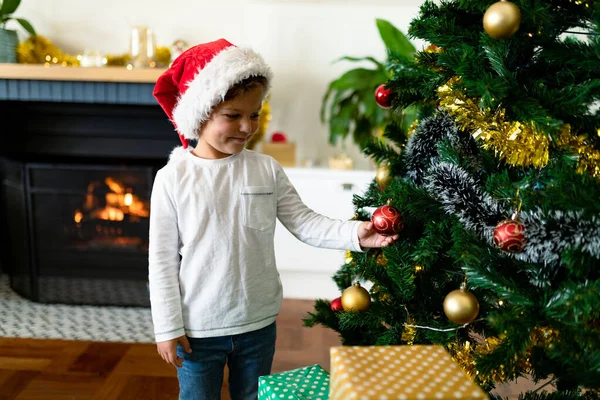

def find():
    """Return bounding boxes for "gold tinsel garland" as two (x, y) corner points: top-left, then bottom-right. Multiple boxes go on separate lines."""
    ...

(437, 77), (600, 179)
(556, 124), (600, 179)
(17, 35), (80, 66)
(438, 76), (549, 168)
(448, 326), (559, 386)
(16, 35), (172, 68)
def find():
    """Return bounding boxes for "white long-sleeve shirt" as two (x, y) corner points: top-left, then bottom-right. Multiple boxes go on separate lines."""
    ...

(148, 149), (362, 342)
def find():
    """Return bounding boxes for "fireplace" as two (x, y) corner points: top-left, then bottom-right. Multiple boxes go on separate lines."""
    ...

(0, 73), (177, 307)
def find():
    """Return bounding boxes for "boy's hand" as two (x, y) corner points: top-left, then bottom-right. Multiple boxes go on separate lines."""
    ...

(358, 221), (399, 249)
(157, 335), (192, 368)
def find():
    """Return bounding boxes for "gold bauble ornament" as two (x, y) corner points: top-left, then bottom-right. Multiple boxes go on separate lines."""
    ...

(483, 0), (521, 39)
(341, 281), (371, 312)
(443, 284), (480, 324)
(375, 164), (392, 189)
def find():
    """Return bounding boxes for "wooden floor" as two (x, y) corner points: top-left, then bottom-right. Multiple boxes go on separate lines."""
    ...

(0, 297), (537, 399)
(0, 299), (341, 400)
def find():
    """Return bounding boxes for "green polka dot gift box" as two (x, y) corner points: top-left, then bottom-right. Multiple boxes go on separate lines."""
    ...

(258, 364), (330, 400)
(330, 345), (489, 400)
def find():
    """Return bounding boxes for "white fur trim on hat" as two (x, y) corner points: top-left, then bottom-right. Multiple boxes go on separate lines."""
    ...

(169, 145), (193, 162)
(171, 46), (273, 141)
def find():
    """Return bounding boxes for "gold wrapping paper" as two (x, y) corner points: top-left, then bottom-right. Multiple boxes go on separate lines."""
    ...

(330, 345), (488, 400)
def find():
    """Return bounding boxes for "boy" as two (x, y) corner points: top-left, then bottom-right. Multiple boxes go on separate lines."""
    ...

(150, 38), (399, 400)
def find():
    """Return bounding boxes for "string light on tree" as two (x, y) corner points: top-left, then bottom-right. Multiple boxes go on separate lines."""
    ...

(443, 283), (480, 324)
(375, 84), (394, 109)
(341, 281), (371, 312)
(483, 0), (521, 39)
(371, 200), (404, 236)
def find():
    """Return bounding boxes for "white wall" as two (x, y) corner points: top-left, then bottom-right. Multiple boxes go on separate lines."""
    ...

(16, 0), (426, 170)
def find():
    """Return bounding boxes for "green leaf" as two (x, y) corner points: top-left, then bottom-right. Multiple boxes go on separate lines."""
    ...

(330, 68), (380, 92)
(353, 117), (373, 147)
(329, 97), (355, 145)
(376, 18), (416, 57)
(334, 55), (386, 71)
(15, 18), (35, 35)
(0, 0), (20, 17)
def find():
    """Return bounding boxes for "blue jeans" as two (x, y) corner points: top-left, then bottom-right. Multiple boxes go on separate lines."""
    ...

(176, 322), (277, 400)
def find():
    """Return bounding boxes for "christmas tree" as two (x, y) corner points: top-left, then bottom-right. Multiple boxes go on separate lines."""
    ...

(304, 1), (600, 398)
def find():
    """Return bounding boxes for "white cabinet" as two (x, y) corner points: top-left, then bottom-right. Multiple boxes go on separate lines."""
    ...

(275, 168), (374, 299)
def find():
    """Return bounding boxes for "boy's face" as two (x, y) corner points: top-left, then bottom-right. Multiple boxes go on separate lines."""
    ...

(193, 86), (266, 160)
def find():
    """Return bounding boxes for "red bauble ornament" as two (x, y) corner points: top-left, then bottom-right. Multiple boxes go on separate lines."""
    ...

(271, 132), (287, 143)
(493, 214), (526, 253)
(375, 84), (393, 109)
(331, 297), (343, 312)
(371, 203), (403, 236)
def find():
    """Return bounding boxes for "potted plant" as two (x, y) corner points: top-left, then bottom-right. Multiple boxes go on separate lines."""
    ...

(321, 19), (417, 151)
(0, 0), (36, 63)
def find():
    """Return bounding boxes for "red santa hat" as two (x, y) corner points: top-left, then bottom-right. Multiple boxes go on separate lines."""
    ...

(153, 38), (273, 159)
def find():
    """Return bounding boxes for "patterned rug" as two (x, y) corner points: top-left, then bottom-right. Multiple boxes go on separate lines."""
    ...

(0, 274), (155, 343)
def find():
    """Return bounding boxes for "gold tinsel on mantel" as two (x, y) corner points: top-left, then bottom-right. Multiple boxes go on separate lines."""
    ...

(16, 35), (172, 68)
(437, 77), (600, 179)
(17, 35), (80, 66)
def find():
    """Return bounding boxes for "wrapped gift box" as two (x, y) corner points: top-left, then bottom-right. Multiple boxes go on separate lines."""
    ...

(330, 345), (488, 400)
(259, 364), (330, 400)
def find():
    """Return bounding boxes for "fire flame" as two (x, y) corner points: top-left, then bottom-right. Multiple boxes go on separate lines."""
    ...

(73, 177), (149, 223)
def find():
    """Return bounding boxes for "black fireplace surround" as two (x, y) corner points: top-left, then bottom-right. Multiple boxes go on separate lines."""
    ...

(0, 79), (178, 307)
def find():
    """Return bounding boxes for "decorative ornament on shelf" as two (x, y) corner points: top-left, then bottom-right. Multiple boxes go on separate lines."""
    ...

(246, 96), (272, 150)
(170, 39), (190, 62)
(330, 297), (344, 312)
(270, 132), (287, 143)
(155, 46), (172, 67)
(341, 281), (371, 312)
(104, 53), (131, 67)
(483, 0), (522, 39)
(371, 200), (403, 236)
(129, 26), (156, 68)
(328, 153), (354, 170)
(443, 282), (480, 324)
(374, 83), (394, 109)
(375, 163), (392, 190)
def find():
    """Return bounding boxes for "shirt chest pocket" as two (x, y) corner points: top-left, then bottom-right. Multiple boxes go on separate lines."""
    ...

(241, 186), (275, 231)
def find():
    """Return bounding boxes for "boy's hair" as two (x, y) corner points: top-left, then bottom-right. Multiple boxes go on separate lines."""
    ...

(224, 76), (269, 101)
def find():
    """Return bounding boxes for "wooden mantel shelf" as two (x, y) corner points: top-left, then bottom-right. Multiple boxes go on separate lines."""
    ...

(0, 63), (167, 83)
